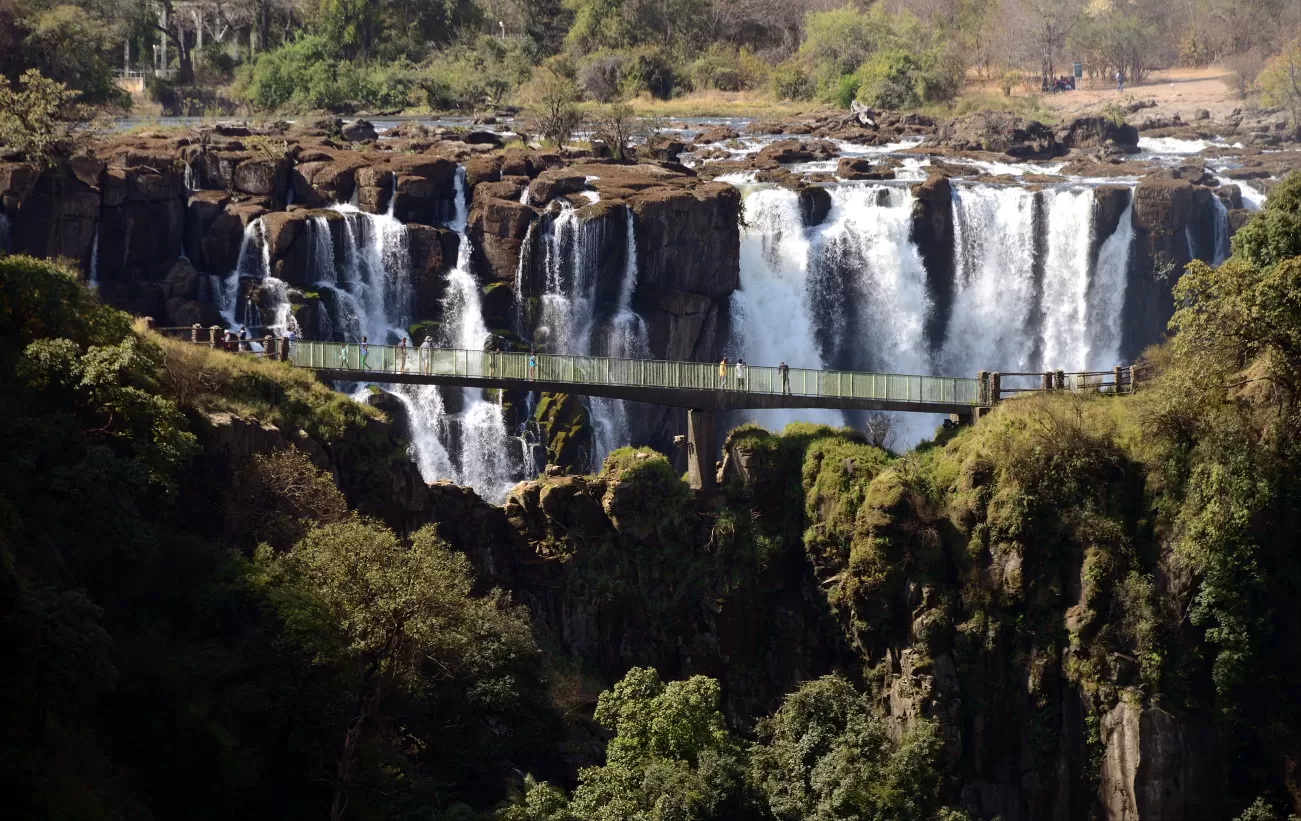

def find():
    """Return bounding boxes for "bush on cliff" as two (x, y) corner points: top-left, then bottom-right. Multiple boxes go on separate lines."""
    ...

(0, 257), (558, 819)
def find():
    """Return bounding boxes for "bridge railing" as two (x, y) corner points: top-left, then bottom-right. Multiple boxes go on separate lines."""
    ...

(290, 342), (982, 407)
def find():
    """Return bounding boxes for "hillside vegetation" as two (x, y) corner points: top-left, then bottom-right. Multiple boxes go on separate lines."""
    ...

(4, 0), (1299, 118)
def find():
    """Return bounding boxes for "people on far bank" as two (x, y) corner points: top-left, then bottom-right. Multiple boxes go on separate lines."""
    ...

(1116, 70), (1123, 92)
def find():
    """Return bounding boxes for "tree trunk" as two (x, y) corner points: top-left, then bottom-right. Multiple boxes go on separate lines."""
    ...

(330, 661), (385, 821)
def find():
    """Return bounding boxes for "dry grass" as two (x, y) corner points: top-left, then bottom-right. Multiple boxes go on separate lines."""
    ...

(150, 331), (380, 441)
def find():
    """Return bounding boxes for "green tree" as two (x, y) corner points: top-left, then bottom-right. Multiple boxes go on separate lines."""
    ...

(748, 675), (944, 821)
(0, 69), (107, 169)
(1258, 41), (1301, 133)
(263, 520), (540, 821)
(524, 67), (584, 145)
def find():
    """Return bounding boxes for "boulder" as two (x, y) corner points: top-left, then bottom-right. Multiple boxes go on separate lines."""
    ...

(910, 174), (955, 352)
(407, 224), (452, 317)
(1099, 700), (1219, 821)
(757, 139), (839, 164)
(930, 112), (1063, 159)
(797, 185), (831, 228)
(465, 154), (503, 189)
(184, 190), (231, 267)
(692, 126), (740, 145)
(464, 130), (505, 148)
(837, 157), (896, 181)
(529, 168), (589, 203)
(629, 182), (741, 297)
(468, 196), (537, 283)
(341, 120), (378, 142)
(1057, 116), (1140, 153)
(1133, 174), (1197, 236)
(233, 157), (290, 202)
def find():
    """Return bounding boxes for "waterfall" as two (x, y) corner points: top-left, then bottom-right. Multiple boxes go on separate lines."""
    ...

(940, 185), (1040, 376)
(396, 166), (523, 502)
(328, 205), (411, 342)
(589, 208), (649, 463)
(1085, 198), (1134, 369)
(218, 220), (266, 326)
(1211, 195), (1231, 266)
(939, 185), (1130, 375)
(730, 186), (844, 431)
(1038, 188), (1096, 371)
(812, 185), (931, 375)
(89, 225), (100, 287)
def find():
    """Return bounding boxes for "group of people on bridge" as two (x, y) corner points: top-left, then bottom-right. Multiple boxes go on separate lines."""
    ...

(719, 357), (792, 394)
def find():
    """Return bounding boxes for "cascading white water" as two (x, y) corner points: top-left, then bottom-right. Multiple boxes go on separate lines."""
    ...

(1211, 195), (1231, 265)
(1038, 188), (1096, 371)
(940, 185), (1134, 376)
(328, 205), (411, 342)
(589, 209), (650, 464)
(816, 185), (931, 375)
(89, 225), (100, 287)
(390, 166), (522, 502)
(940, 185), (1040, 376)
(1085, 199), (1134, 369)
(730, 186), (844, 431)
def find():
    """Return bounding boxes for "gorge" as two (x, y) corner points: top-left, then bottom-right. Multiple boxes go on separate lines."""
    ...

(2, 108), (1298, 821)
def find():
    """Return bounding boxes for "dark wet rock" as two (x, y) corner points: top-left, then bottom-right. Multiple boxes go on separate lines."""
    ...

(837, 157), (897, 180)
(341, 119), (378, 142)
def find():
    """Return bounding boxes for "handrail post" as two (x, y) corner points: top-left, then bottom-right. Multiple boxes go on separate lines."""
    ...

(209, 325), (221, 350)
(990, 372), (1001, 405)
(280, 336), (290, 363)
(264, 335), (274, 359)
(1112, 365), (1123, 395)
(191, 323), (201, 344)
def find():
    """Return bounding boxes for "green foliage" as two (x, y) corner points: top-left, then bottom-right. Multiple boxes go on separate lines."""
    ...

(0, 69), (109, 168)
(17, 4), (130, 108)
(750, 675), (944, 821)
(854, 48), (960, 110)
(1229, 171), (1301, 270)
(689, 44), (770, 92)
(237, 35), (436, 112)
(505, 667), (762, 821)
(424, 35), (535, 111)
(771, 62), (815, 101)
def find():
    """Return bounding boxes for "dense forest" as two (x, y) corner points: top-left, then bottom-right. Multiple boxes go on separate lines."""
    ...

(3, 0), (1301, 114)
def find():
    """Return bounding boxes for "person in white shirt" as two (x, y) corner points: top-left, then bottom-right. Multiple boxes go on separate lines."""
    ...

(735, 359), (746, 390)
(420, 336), (432, 374)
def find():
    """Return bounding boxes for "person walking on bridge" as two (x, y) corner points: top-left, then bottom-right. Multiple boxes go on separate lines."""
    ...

(719, 357), (728, 389)
(420, 335), (432, 374)
(397, 337), (408, 372)
(779, 361), (790, 394)
(359, 336), (369, 371)
(735, 359), (746, 391)
(528, 348), (538, 381)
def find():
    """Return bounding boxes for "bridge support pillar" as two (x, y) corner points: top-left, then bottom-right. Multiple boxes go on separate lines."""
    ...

(686, 409), (716, 491)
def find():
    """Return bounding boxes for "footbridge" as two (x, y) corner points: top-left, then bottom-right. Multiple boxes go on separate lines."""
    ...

(289, 340), (986, 489)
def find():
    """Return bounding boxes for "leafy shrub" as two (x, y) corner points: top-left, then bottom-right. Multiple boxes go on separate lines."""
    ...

(854, 47), (961, 109)
(771, 61), (815, 101)
(689, 44), (770, 92)
(828, 73), (862, 108)
(422, 35), (534, 110)
(616, 47), (677, 99)
(578, 52), (626, 102)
